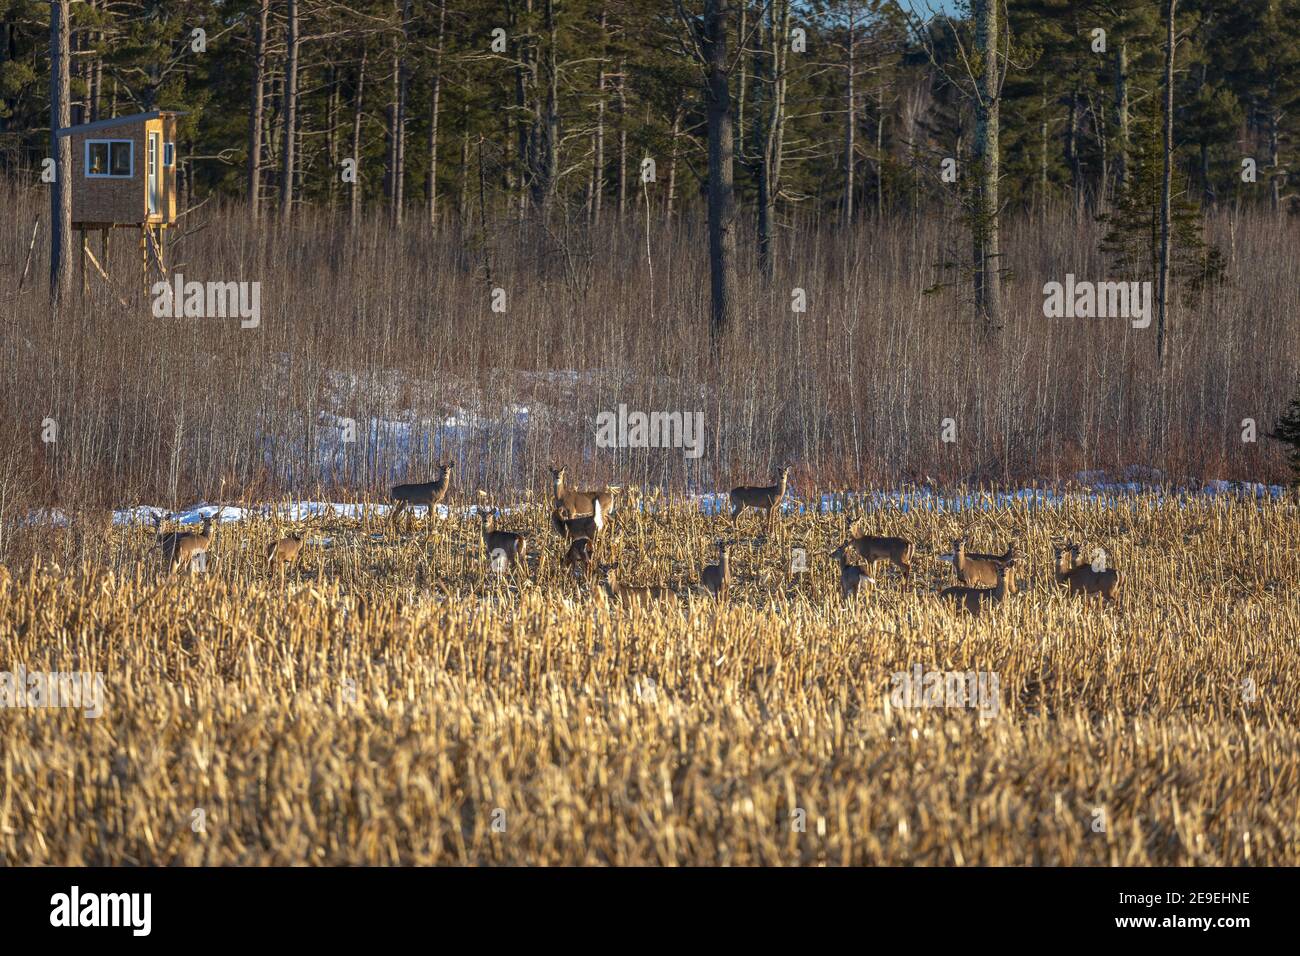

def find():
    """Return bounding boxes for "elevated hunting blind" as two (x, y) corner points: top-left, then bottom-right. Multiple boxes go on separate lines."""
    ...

(55, 110), (184, 289)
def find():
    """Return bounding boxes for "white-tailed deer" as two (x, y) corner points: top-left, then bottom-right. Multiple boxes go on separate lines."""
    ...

(550, 466), (615, 516)
(729, 465), (791, 530)
(152, 480), (224, 574)
(700, 539), (731, 598)
(939, 561), (1016, 616)
(844, 516), (914, 584)
(480, 509), (529, 568)
(602, 564), (674, 608)
(1053, 542), (1120, 602)
(552, 497), (605, 541)
(562, 537), (596, 577)
(952, 537), (1019, 592)
(390, 461), (455, 531)
(266, 533), (304, 570)
(828, 542), (873, 600)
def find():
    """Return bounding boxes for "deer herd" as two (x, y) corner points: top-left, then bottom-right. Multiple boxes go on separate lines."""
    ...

(147, 464), (1121, 613)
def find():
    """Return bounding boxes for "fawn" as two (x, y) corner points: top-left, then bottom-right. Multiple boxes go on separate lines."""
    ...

(828, 541), (873, 600)
(700, 539), (731, 598)
(390, 461), (455, 531)
(266, 533), (304, 570)
(939, 561), (1017, 616)
(729, 466), (791, 530)
(1053, 542), (1120, 602)
(602, 564), (674, 608)
(562, 537), (596, 576)
(480, 509), (529, 569)
(844, 516), (914, 584)
(550, 466), (615, 517)
(552, 497), (605, 541)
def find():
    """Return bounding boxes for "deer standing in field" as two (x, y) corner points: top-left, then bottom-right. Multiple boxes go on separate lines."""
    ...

(939, 561), (1017, 616)
(266, 511), (322, 574)
(1053, 542), (1120, 603)
(552, 497), (605, 541)
(700, 539), (731, 598)
(153, 512), (217, 574)
(729, 466), (791, 531)
(951, 537), (1019, 592)
(550, 466), (616, 516)
(828, 541), (874, 600)
(266, 532), (304, 571)
(602, 565), (675, 608)
(562, 537), (596, 577)
(843, 516), (914, 584)
(479, 509), (529, 569)
(152, 480), (225, 574)
(389, 462), (455, 532)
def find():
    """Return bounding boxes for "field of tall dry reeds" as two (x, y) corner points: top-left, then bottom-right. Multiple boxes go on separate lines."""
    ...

(1, 493), (1297, 865)
(1, 179), (1297, 555)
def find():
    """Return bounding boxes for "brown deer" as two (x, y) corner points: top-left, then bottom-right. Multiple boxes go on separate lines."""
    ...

(266, 533), (305, 571)
(951, 537), (1019, 591)
(552, 497), (605, 541)
(550, 466), (615, 516)
(844, 516), (914, 584)
(602, 564), (675, 608)
(480, 509), (529, 569)
(700, 539), (731, 598)
(389, 461), (455, 531)
(153, 511), (217, 574)
(1053, 542), (1120, 603)
(939, 561), (1017, 617)
(562, 537), (596, 577)
(729, 465), (791, 530)
(828, 542), (873, 600)
(152, 479), (225, 574)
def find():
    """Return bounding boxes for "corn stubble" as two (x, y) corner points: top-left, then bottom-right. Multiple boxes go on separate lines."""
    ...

(1, 494), (1297, 865)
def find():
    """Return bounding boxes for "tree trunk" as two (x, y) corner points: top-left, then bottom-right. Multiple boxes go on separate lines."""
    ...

(844, 9), (856, 225)
(617, 59), (627, 221)
(705, 0), (738, 346)
(390, 0), (411, 226)
(248, 0), (269, 217)
(535, 0), (558, 213)
(875, 88), (884, 213)
(279, 0), (300, 220)
(590, 9), (607, 225)
(458, 101), (470, 225)
(49, 0), (72, 306)
(1114, 38), (1129, 196)
(1156, 0), (1177, 367)
(972, 0), (1002, 327)
(666, 104), (681, 221)
(756, 0), (788, 279)
(427, 0), (446, 225)
(327, 66), (339, 210)
(350, 51), (367, 227)
(1269, 99), (1281, 210)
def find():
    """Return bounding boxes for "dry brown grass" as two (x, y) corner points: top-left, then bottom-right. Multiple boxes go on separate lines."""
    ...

(1, 493), (1298, 865)
(3, 179), (1298, 526)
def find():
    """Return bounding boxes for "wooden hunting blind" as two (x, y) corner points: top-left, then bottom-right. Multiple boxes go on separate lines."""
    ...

(55, 110), (185, 289)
